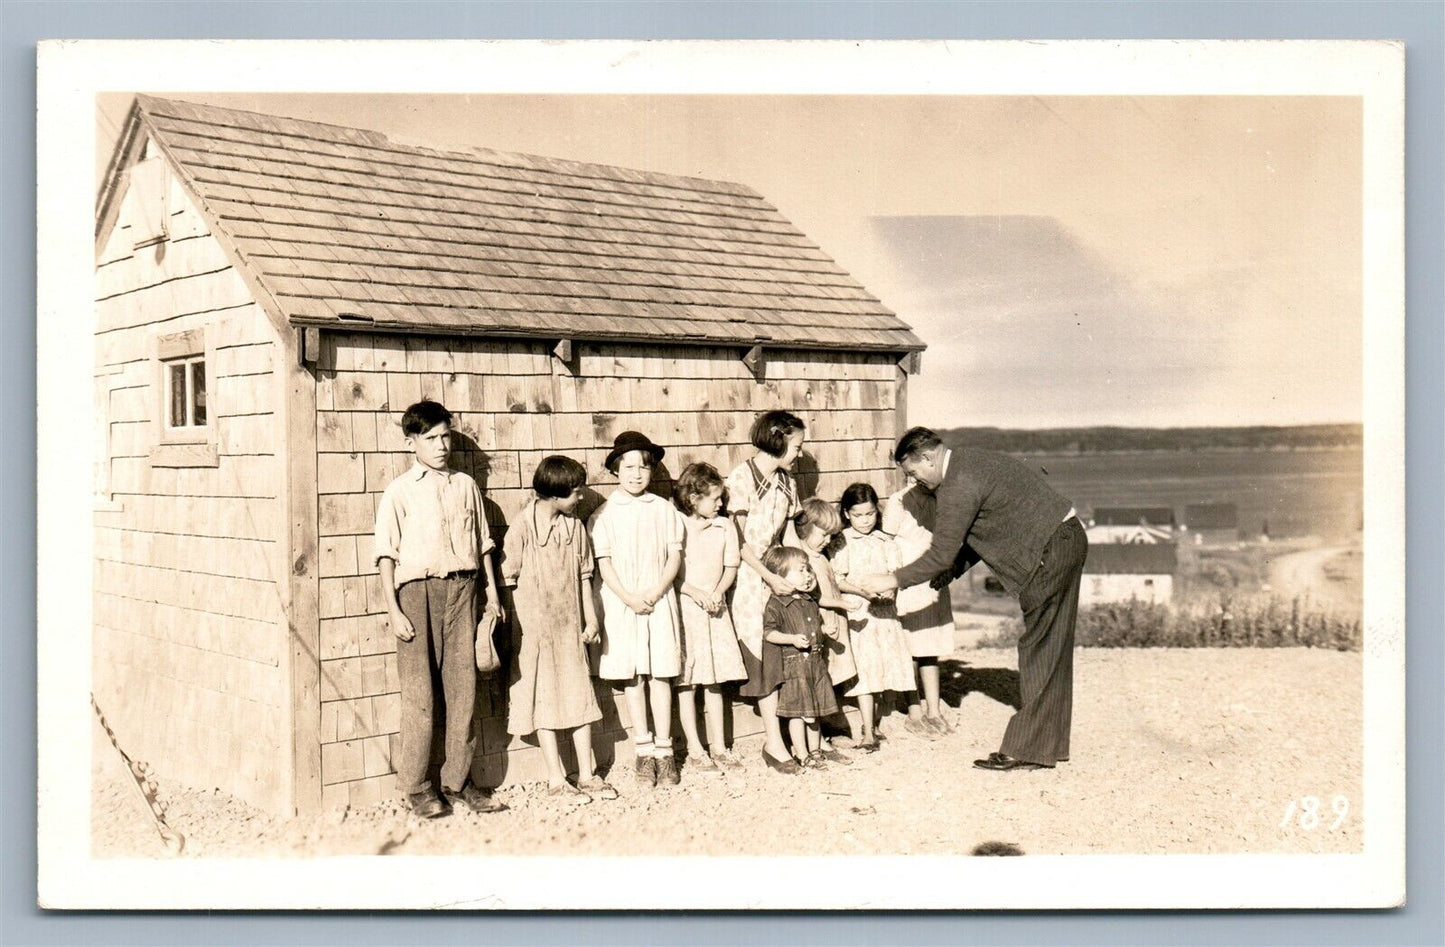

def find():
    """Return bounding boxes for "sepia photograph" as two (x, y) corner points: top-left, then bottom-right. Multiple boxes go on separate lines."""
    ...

(37, 39), (1406, 910)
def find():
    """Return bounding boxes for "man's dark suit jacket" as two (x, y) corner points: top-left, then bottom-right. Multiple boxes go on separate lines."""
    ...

(893, 447), (1072, 597)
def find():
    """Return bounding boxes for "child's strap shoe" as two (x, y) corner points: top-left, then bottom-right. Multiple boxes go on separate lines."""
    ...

(634, 755), (658, 787)
(655, 755), (682, 786)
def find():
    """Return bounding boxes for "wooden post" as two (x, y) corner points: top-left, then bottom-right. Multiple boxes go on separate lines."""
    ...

(282, 328), (323, 815)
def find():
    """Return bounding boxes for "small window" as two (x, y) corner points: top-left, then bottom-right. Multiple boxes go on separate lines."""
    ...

(164, 355), (207, 429)
(1143, 578), (1155, 587)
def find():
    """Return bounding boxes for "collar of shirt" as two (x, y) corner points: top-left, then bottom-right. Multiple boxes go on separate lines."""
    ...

(843, 526), (880, 542)
(689, 514), (726, 531)
(941, 448), (952, 480)
(608, 488), (659, 506)
(529, 500), (574, 547)
(409, 461), (455, 481)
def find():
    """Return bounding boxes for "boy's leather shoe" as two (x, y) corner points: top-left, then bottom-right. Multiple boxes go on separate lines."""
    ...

(972, 752), (1049, 771)
(445, 781), (507, 814)
(407, 789), (452, 819)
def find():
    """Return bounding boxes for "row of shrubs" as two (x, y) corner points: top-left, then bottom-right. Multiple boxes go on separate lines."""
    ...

(978, 595), (1362, 651)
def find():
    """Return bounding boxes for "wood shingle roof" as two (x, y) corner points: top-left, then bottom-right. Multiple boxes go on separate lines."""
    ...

(115, 95), (924, 353)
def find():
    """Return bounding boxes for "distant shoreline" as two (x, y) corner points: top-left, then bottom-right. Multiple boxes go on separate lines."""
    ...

(1002, 445), (1364, 457)
(937, 424), (1362, 455)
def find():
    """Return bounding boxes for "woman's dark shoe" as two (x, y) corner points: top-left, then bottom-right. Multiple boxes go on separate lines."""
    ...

(761, 748), (803, 775)
(407, 788), (452, 819)
(973, 752), (1049, 772)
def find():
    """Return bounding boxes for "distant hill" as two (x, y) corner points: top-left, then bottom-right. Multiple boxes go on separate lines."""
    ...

(935, 424), (1363, 454)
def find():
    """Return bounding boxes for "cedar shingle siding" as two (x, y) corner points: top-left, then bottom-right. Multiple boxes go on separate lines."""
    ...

(96, 96), (921, 814)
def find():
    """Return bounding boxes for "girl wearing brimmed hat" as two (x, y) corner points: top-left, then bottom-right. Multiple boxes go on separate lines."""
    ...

(588, 431), (687, 788)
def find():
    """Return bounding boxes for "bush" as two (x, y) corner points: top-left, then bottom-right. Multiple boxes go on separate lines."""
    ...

(974, 595), (1361, 651)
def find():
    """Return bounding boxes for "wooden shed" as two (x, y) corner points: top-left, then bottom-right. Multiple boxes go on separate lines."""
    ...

(92, 96), (924, 815)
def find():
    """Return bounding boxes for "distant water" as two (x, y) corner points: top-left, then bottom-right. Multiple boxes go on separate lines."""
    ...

(1012, 448), (1364, 540)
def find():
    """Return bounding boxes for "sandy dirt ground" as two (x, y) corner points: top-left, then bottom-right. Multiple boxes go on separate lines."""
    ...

(92, 646), (1362, 860)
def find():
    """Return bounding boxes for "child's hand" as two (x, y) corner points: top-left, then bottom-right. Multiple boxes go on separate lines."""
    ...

(389, 610), (415, 642)
(582, 622), (600, 644)
(792, 633), (811, 649)
(627, 594), (654, 615)
(929, 572), (952, 591)
(485, 601), (506, 624)
(707, 594), (726, 616)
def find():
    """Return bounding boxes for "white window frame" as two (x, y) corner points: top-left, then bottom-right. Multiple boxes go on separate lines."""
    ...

(162, 354), (207, 431)
(149, 326), (219, 467)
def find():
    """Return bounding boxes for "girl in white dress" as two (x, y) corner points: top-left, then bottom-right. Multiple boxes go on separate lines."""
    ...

(883, 482), (958, 735)
(832, 482), (919, 751)
(672, 462), (747, 773)
(589, 432), (686, 788)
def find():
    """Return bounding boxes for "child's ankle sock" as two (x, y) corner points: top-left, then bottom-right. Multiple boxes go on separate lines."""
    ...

(651, 738), (672, 758)
(633, 735), (653, 759)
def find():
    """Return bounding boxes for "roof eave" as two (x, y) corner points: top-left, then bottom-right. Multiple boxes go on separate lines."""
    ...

(285, 314), (928, 355)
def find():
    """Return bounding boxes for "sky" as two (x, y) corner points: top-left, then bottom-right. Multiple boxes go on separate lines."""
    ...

(97, 93), (1362, 429)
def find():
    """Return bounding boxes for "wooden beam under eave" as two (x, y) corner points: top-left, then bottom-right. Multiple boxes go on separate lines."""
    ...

(552, 338), (575, 373)
(899, 351), (923, 375)
(742, 345), (765, 383)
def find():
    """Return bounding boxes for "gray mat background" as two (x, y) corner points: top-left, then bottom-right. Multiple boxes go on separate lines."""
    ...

(4, 1), (1441, 944)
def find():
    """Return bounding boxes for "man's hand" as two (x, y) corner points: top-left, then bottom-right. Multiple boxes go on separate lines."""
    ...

(485, 600), (506, 624)
(854, 573), (898, 598)
(389, 609), (416, 642)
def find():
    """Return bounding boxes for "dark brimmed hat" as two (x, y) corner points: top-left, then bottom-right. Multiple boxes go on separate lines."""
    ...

(605, 431), (666, 472)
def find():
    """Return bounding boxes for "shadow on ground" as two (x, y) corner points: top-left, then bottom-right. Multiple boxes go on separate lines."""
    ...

(938, 658), (1021, 710)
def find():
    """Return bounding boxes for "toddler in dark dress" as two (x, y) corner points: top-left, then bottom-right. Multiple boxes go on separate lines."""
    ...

(758, 545), (839, 770)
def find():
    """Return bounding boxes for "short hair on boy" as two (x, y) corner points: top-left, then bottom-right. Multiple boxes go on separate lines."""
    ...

(794, 496), (843, 538)
(673, 462), (726, 515)
(840, 482), (881, 514)
(749, 410), (806, 458)
(761, 544), (808, 577)
(893, 426), (943, 463)
(532, 455), (587, 499)
(400, 400), (453, 438)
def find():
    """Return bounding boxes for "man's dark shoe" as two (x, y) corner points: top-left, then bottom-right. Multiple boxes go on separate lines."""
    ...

(407, 788), (452, 819)
(444, 781), (508, 814)
(973, 752), (1050, 772)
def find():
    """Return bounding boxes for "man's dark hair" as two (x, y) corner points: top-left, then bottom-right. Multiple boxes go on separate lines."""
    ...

(533, 455), (587, 499)
(401, 400), (453, 437)
(893, 426), (943, 463)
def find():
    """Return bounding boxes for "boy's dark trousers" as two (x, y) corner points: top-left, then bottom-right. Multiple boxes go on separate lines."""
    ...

(396, 573), (479, 795)
(998, 517), (1087, 766)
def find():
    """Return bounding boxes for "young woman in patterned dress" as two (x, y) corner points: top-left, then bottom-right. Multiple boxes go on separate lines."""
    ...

(725, 410), (806, 775)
